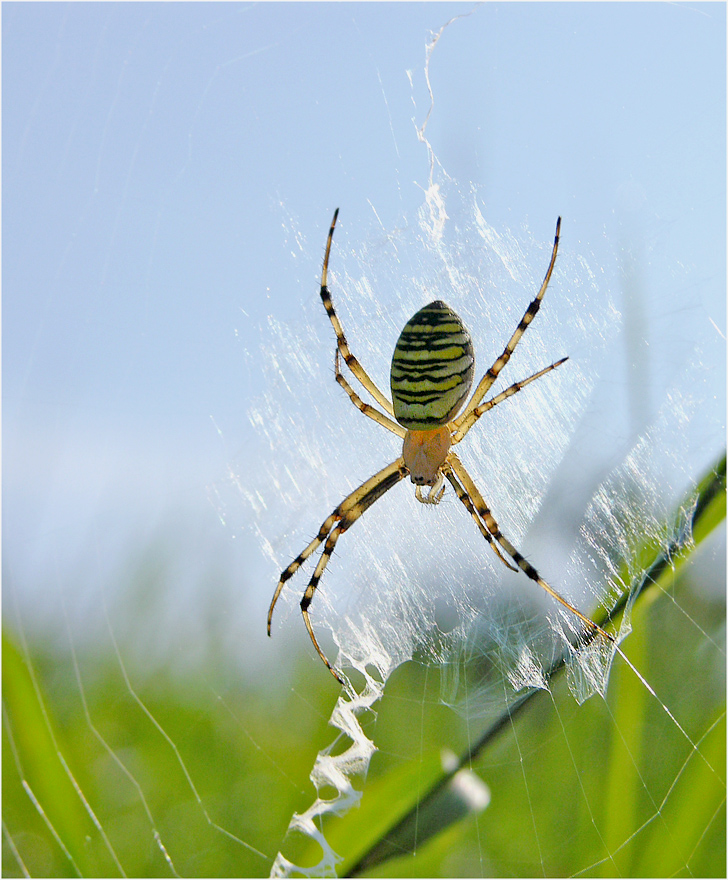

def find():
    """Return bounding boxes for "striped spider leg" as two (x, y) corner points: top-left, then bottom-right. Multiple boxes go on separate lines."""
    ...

(268, 210), (615, 686)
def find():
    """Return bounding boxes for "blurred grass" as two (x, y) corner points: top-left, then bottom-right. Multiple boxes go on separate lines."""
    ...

(3, 457), (725, 877)
(324, 454), (727, 877)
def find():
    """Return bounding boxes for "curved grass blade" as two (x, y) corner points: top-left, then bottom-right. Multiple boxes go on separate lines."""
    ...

(346, 452), (726, 876)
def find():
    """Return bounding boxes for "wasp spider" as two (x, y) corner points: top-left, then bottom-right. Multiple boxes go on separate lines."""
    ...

(268, 210), (615, 685)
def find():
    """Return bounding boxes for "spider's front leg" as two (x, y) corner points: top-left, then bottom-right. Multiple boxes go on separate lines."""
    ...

(268, 457), (408, 684)
(442, 458), (518, 572)
(267, 512), (338, 638)
(447, 453), (616, 646)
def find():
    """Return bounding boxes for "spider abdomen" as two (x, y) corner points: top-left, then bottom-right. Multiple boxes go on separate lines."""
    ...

(390, 300), (475, 429)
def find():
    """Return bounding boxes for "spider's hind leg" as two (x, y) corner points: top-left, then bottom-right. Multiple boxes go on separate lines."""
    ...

(334, 349), (405, 438)
(319, 209), (395, 416)
(451, 357), (568, 444)
(454, 217), (562, 434)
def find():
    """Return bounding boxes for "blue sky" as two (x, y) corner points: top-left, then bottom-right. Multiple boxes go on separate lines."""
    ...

(3, 2), (725, 673)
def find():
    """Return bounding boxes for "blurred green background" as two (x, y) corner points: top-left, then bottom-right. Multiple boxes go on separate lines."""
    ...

(4, 457), (725, 876)
(3, 3), (725, 877)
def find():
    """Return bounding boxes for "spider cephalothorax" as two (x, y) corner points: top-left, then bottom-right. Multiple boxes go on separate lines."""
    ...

(267, 210), (614, 685)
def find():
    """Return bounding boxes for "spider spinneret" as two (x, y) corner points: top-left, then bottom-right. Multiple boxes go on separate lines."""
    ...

(267, 209), (615, 686)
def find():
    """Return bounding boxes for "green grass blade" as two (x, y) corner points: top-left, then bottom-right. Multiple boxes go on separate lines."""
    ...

(2, 632), (93, 876)
(345, 452), (726, 876)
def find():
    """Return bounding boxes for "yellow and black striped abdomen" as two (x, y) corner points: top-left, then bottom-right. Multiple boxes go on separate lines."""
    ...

(390, 300), (475, 430)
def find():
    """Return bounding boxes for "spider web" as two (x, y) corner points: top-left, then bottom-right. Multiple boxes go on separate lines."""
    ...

(3, 4), (724, 879)
(230, 11), (724, 874)
(252, 182), (620, 691)
(242, 181), (724, 877)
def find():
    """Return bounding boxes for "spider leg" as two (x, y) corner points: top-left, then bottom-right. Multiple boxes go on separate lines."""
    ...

(451, 357), (568, 444)
(269, 456), (408, 684)
(442, 463), (518, 572)
(447, 453), (615, 645)
(454, 217), (561, 431)
(334, 349), (406, 438)
(320, 209), (396, 417)
(267, 512), (339, 637)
